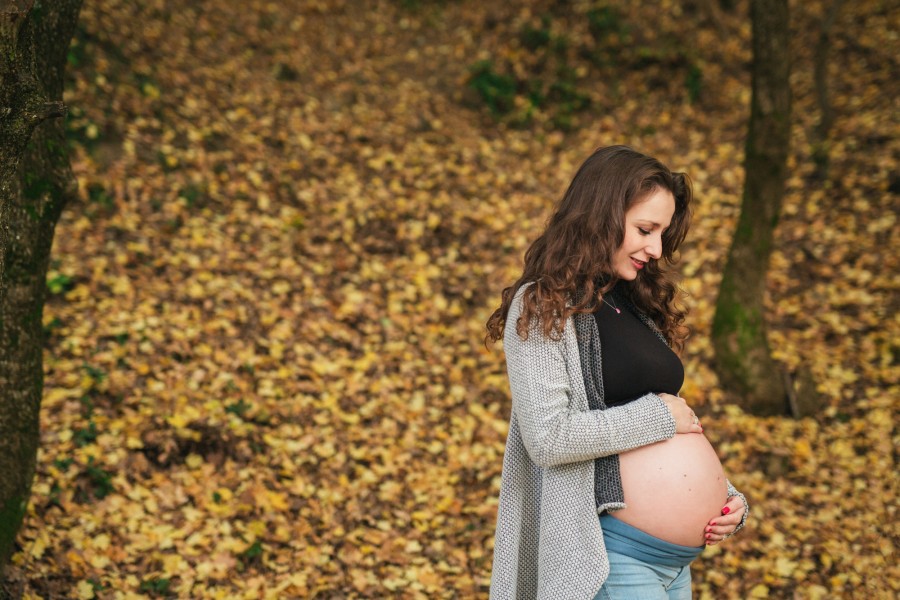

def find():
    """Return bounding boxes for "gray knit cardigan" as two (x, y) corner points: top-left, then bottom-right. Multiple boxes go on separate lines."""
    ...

(489, 286), (744, 600)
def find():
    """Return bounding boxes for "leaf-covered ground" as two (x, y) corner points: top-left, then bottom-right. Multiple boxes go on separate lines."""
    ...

(9, 0), (898, 598)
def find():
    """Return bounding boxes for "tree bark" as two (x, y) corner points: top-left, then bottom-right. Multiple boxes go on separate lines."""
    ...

(0, 0), (83, 575)
(711, 0), (791, 416)
(811, 0), (844, 174)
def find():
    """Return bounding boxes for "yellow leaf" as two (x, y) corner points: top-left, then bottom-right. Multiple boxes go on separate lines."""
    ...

(142, 82), (160, 98)
(267, 491), (290, 511)
(775, 556), (797, 577)
(30, 531), (48, 559)
(76, 580), (95, 600)
(249, 521), (268, 539)
(793, 439), (812, 460)
(166, 413), (189, 429)
(313, 442), (335, 458)
(91, 534), (110, 551)
(88, 553), (110, 569)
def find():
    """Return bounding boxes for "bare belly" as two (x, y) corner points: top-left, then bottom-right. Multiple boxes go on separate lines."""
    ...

(613, 433), (727, 547)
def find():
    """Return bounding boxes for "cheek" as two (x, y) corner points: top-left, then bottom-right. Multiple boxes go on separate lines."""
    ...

(620, 231), (639, 254)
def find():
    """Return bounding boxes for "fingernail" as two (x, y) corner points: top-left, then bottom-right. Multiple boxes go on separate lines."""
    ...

(705, 526), (712, 533)
(722, 507), (731, 515)
(705, 533), (711, 539)
(710, 521), (717, 526)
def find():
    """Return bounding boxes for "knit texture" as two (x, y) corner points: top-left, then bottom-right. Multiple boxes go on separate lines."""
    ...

(489, 286), (678, 600)
(574, 288), (674, 514)
(574, 309), (624, 513)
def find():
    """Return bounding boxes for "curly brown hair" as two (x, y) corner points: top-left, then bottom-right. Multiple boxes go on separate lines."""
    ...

(485, 145), (692, 350)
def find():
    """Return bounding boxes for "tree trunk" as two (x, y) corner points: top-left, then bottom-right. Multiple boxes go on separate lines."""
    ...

(711, 0), (791, 416)
(0, 0), (83, 575)
(811, 0), (844, 175)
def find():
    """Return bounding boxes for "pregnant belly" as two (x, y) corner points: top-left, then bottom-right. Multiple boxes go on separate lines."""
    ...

(613, 433), (727, 547)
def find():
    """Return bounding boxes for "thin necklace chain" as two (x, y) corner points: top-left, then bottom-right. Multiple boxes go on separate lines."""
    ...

(602, 295), (621, 314)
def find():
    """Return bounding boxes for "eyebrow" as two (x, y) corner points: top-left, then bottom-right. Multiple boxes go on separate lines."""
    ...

(635, 220), (670, 229)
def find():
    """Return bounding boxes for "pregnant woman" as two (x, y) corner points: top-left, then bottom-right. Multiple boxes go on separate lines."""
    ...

(485, 146), (748, 600)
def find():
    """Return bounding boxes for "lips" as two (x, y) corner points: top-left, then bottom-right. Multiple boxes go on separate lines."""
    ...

(631, 258), (646, 270)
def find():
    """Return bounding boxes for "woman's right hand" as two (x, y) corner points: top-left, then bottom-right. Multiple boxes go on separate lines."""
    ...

(659, 393), (703, 434)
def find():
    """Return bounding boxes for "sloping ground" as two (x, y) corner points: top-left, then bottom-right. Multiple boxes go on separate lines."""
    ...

(8, 0), (898, 598)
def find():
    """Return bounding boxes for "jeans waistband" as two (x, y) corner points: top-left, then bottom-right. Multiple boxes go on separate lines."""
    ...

(600, 514), (703, 569)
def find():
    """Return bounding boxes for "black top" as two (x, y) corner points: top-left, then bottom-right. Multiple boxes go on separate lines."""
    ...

(594, 287), (684, 406)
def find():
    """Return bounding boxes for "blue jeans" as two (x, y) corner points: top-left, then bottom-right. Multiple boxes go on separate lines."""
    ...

(593, 551), (693, 600)
(593, 515), (700, 600)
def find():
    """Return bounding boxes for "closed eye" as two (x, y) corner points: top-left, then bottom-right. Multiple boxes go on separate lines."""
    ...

(638, 227), (651, 235)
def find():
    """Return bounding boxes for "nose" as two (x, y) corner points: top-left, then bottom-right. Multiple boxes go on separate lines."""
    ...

(646, 234), (663, 259)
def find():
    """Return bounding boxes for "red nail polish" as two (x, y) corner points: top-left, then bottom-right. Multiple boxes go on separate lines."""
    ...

(705, 526), (711, 533)
(721, 507), (730, 515)
(705, 533), (711, 539)
(710, 521), (717, 526)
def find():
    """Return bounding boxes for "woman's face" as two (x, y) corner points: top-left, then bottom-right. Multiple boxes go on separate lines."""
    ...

(612, 187), (676, 280)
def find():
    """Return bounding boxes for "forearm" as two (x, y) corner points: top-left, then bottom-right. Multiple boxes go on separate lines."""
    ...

(506, 329), (676, 467)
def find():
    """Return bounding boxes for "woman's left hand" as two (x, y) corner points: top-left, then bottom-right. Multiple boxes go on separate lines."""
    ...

(703, 496), (747, 545)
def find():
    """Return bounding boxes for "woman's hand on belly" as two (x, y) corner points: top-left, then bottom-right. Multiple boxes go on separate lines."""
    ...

(658, 393), (704, 434)
(703, 495), (747, 545)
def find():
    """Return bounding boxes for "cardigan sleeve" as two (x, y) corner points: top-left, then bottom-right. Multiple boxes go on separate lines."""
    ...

(725, 479), (750, 536)
(504, 302), (677, 468)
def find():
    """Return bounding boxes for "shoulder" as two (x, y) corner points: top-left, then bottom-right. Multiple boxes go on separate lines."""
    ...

(504, 283), (533, 346)
(505, 283), (578, 351)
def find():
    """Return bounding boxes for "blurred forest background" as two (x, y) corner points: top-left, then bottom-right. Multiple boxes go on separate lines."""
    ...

(4, 0), (898, 597)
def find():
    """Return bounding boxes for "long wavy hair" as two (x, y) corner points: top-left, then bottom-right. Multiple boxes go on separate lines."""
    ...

(485, 145), (692, 350)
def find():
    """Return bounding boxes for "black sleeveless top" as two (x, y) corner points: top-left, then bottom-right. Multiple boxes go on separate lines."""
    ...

(593, 286), (684, 405)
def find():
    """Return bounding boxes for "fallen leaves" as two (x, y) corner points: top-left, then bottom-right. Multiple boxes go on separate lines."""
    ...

(8, 0), (898, 598)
